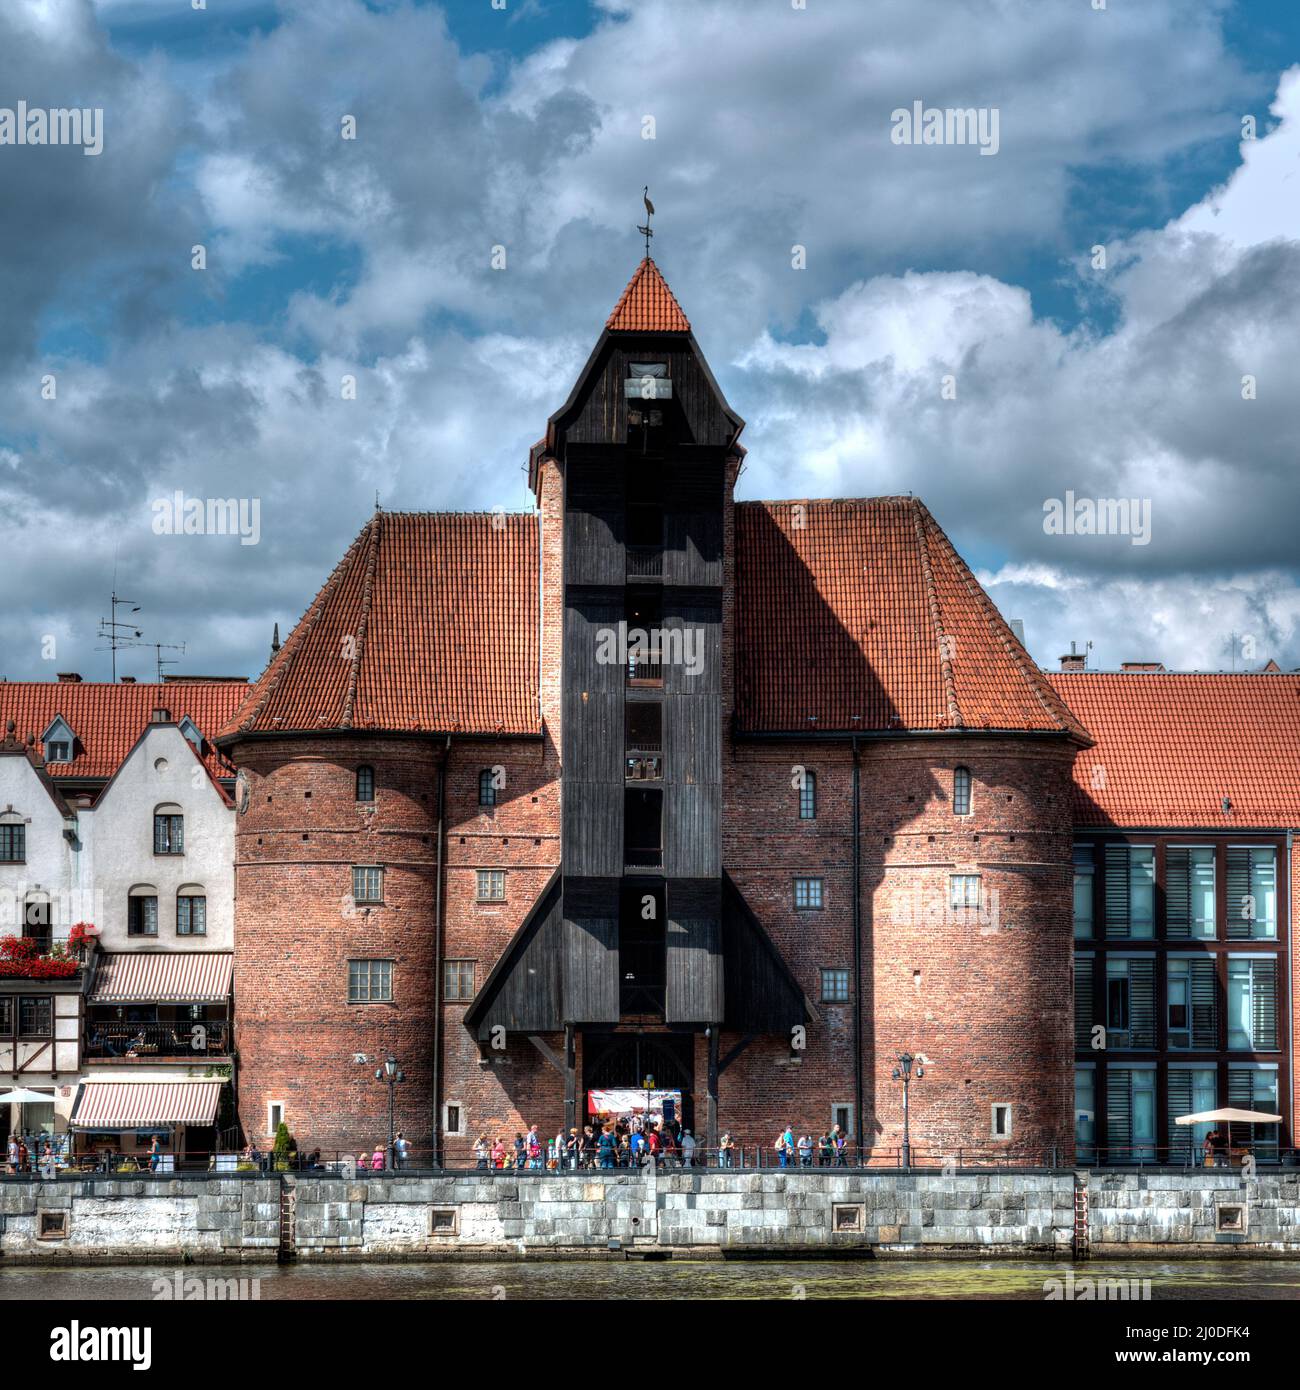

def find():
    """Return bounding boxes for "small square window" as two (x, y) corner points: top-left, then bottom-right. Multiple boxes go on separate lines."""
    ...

(793, 878), (823, 910)
(38, 1211), (69, 1240)
(477, 870), (505, 901)
(443, 960), (476, 1001)
(951, 874), (981, 909)
(0, 824), (26, 862)
(429, 1208), (459, 1236)
(45, 741), (70, 764)
(352, 866), (383, 903)
(348, 959), (393, 1003)
(820, 968), (850, 1003)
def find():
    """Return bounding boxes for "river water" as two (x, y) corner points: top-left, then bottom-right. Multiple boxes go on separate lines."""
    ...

(3, 1259), (1300, 1300)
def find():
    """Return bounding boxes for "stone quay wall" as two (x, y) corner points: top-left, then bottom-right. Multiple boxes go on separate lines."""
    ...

(2, 1169), (1298, 1263)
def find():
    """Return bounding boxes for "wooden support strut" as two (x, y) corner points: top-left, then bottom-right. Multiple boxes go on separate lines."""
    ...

(529, 1027), (579, 1139)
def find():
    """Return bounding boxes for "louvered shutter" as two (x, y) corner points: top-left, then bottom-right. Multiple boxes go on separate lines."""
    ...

(1108, 1069), (1132, 1160)
(1190, 958), (1218, 1050)
(1227, 1067), (1253, 1150)
(1074, 963), (1094, 1050)
(1167, 1070), (1193, 1163)
(1226, 847), (1254, 940)
(1105, 844), (1130, 938)
(1252, 959), (1278, 1050)
(1129, 958), (1156, 1049)
(1166, 847), (1191, 940)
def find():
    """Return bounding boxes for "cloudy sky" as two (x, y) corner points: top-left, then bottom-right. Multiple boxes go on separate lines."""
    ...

(2, 0), (1298, 682)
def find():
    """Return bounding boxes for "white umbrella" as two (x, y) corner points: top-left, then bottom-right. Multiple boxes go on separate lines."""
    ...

(1175, 1107), (1282, 1125)
(0, 1088), (54, 1104)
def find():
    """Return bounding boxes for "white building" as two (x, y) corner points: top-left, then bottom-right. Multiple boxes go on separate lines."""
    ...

(0, 677), (246, 1160)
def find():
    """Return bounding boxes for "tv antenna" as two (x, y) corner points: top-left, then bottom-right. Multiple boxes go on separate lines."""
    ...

(636, 185), (655, 257)
(96, 591), (144, 681)
(151, 641), (187, 683)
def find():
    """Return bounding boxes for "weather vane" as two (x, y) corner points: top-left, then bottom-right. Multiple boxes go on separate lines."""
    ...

(637, 185), (655, 257)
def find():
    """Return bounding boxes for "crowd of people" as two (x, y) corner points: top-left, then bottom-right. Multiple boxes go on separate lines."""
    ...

(4, 1133), (60, 1175)
(473, 1115), (701, 1171)
(771, 1125), (851, 1167)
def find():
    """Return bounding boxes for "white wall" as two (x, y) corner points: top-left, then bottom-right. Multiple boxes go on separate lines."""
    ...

(0, 754), (79, 940)
(83, 725), (234, 952)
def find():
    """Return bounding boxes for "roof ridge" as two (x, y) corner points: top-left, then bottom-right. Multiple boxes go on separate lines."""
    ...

(225, 518), (376, 736)
(910, 499), (963, 729)
(917, 501), (1092, 743)
(341, 513), (382, 730)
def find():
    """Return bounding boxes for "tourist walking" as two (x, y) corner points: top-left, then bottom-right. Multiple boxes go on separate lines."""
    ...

(394, 1132), (410, 1169)
(371, 1144), (385, 1171)
(718, 1132), (734, 1168)
(681, 1129), (695, 1167)
(598, 1125), (617, 1170)
(491, 1136), (506, 1169)
(775, 1125), (794, 1167)
(798, 1134), (812, 1167)
(148, 1136), (162, 1173)
(6, 1135), (18, 1174)
(526, 1124), (542, 1170)
(474, 1134), (490, 1170)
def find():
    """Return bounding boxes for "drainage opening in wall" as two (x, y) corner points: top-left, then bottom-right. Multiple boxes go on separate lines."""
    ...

(38, 1211), (70, 1241)
(832, 1204), (865, 1234)
(428, 1208), (459, 1237)
(1215, 1203), (1248, 1236)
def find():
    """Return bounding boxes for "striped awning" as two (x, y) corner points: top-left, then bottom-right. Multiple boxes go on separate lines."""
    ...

(70, 1081), (223, 1129)
(90, 952), (233, 1005)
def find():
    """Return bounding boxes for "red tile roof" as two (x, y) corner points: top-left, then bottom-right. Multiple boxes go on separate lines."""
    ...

(1048, 672), (1300, 827)
(734, 498), (1090, 739)
(606, 258), (690, 333)
(219, 511), (540, 739)
(0, 681), (246, 782)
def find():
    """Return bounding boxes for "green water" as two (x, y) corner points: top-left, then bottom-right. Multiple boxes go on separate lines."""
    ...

(3, 1259), (1300, 1300)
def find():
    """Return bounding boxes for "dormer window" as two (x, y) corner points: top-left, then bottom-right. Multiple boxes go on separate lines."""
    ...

(178, 716), (204, 754)
(40, 716), (76, 764)
(625, 362), (670, 400)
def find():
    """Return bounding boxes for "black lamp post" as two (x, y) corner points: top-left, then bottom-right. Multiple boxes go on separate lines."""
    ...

(374, 1053), (406, 1169)
(891, 1052), (924, 1169)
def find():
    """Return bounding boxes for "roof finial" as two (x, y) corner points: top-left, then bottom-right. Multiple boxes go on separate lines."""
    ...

(637, 185), (655, 258)
(270, 622), (281, 659)
(375, 490), (382, 513)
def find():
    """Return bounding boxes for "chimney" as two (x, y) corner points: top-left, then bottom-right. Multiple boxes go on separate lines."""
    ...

(150, 706), (173, 724)
(120, 676), (136, 684)
(56, 672), (82, 683)
(1058, 641), (1086, 673)
(1120, 662), (1166, 672)
(1009, 618), (1026, 647)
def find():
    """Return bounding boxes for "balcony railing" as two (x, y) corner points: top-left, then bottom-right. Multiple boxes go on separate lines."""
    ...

(623, 848), (663, 870)
(626, 657), (662, 685)
(625, 750), (663, 781)
(86, 1020), (231, 1059)
(626, 546), (663, 579)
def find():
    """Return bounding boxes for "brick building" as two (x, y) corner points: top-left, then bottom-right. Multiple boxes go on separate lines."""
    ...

(218, 257), (1121, 1164)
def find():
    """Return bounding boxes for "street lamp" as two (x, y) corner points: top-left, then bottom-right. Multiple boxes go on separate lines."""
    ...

(374, 1053), (406, 1169)
(891, 1052), (925, 1169)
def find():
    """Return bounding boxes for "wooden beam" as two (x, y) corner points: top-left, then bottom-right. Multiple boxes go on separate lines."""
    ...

(717, 1033), (755, 1076)
(527, 1034), (565, 1074)
(563, 1024), (577, 1139)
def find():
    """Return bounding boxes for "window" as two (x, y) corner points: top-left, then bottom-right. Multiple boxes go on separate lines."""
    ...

(793, 877), (823, 910)
(953, 766), (972, 816)
(820, 968), (850, 1003)
(1104, 844), (1154, 938)
(1074, 1066), (1096, 1163)
(1072, 845), (1094, 939)
(443, 1103), (463, 1136)
(44, 741), (70, 764)
(0, 824), (25, 862)
(1227, 847), (1277, 940)
(268, 1103), (284, 1134)
(348, 959), (393, 1003)
(153, 809), (184, 855)
(443, 960), (476, 1001)
(0, 997), (11, 1034)
(799, 771), (817, 820)
(1106, 1064), (1157, 1162)
(1227, 956), (1278, 1051)
(1166, 847), (1215, 939)
(1105, 956), (1156, 1049)
(991, 1103), (1012, 1139)
(23, 894), (52, 953)
(18, 996), (52, 1037)
(177, 894), (207, 936)
(352, 866), (384, 904)
(478, 769), (498, 807)
(1073, 954), (1094, 1050)
(1227, 1065), (1279, 1160)
(128, 894), (159, 937)
(1166, 957), (1217, 1050)
(831, 1104), (854, 1138)
(1168, 1066), (1216, 1163)
(476, 870), (505, 901)
(950, 874), (981, 909)
(356, 765), (375, 803)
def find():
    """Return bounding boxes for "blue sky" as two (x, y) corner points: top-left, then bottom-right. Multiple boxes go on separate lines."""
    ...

(1, 0), (1298, 682)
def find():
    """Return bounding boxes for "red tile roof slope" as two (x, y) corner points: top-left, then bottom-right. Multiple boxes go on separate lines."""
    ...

(606, 258), (690, 333)
(219, 511), (540, 739)
(1048, 672), (1300, 827)
(0, 681), (246, 781)
(734, 497), (1091, 739)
